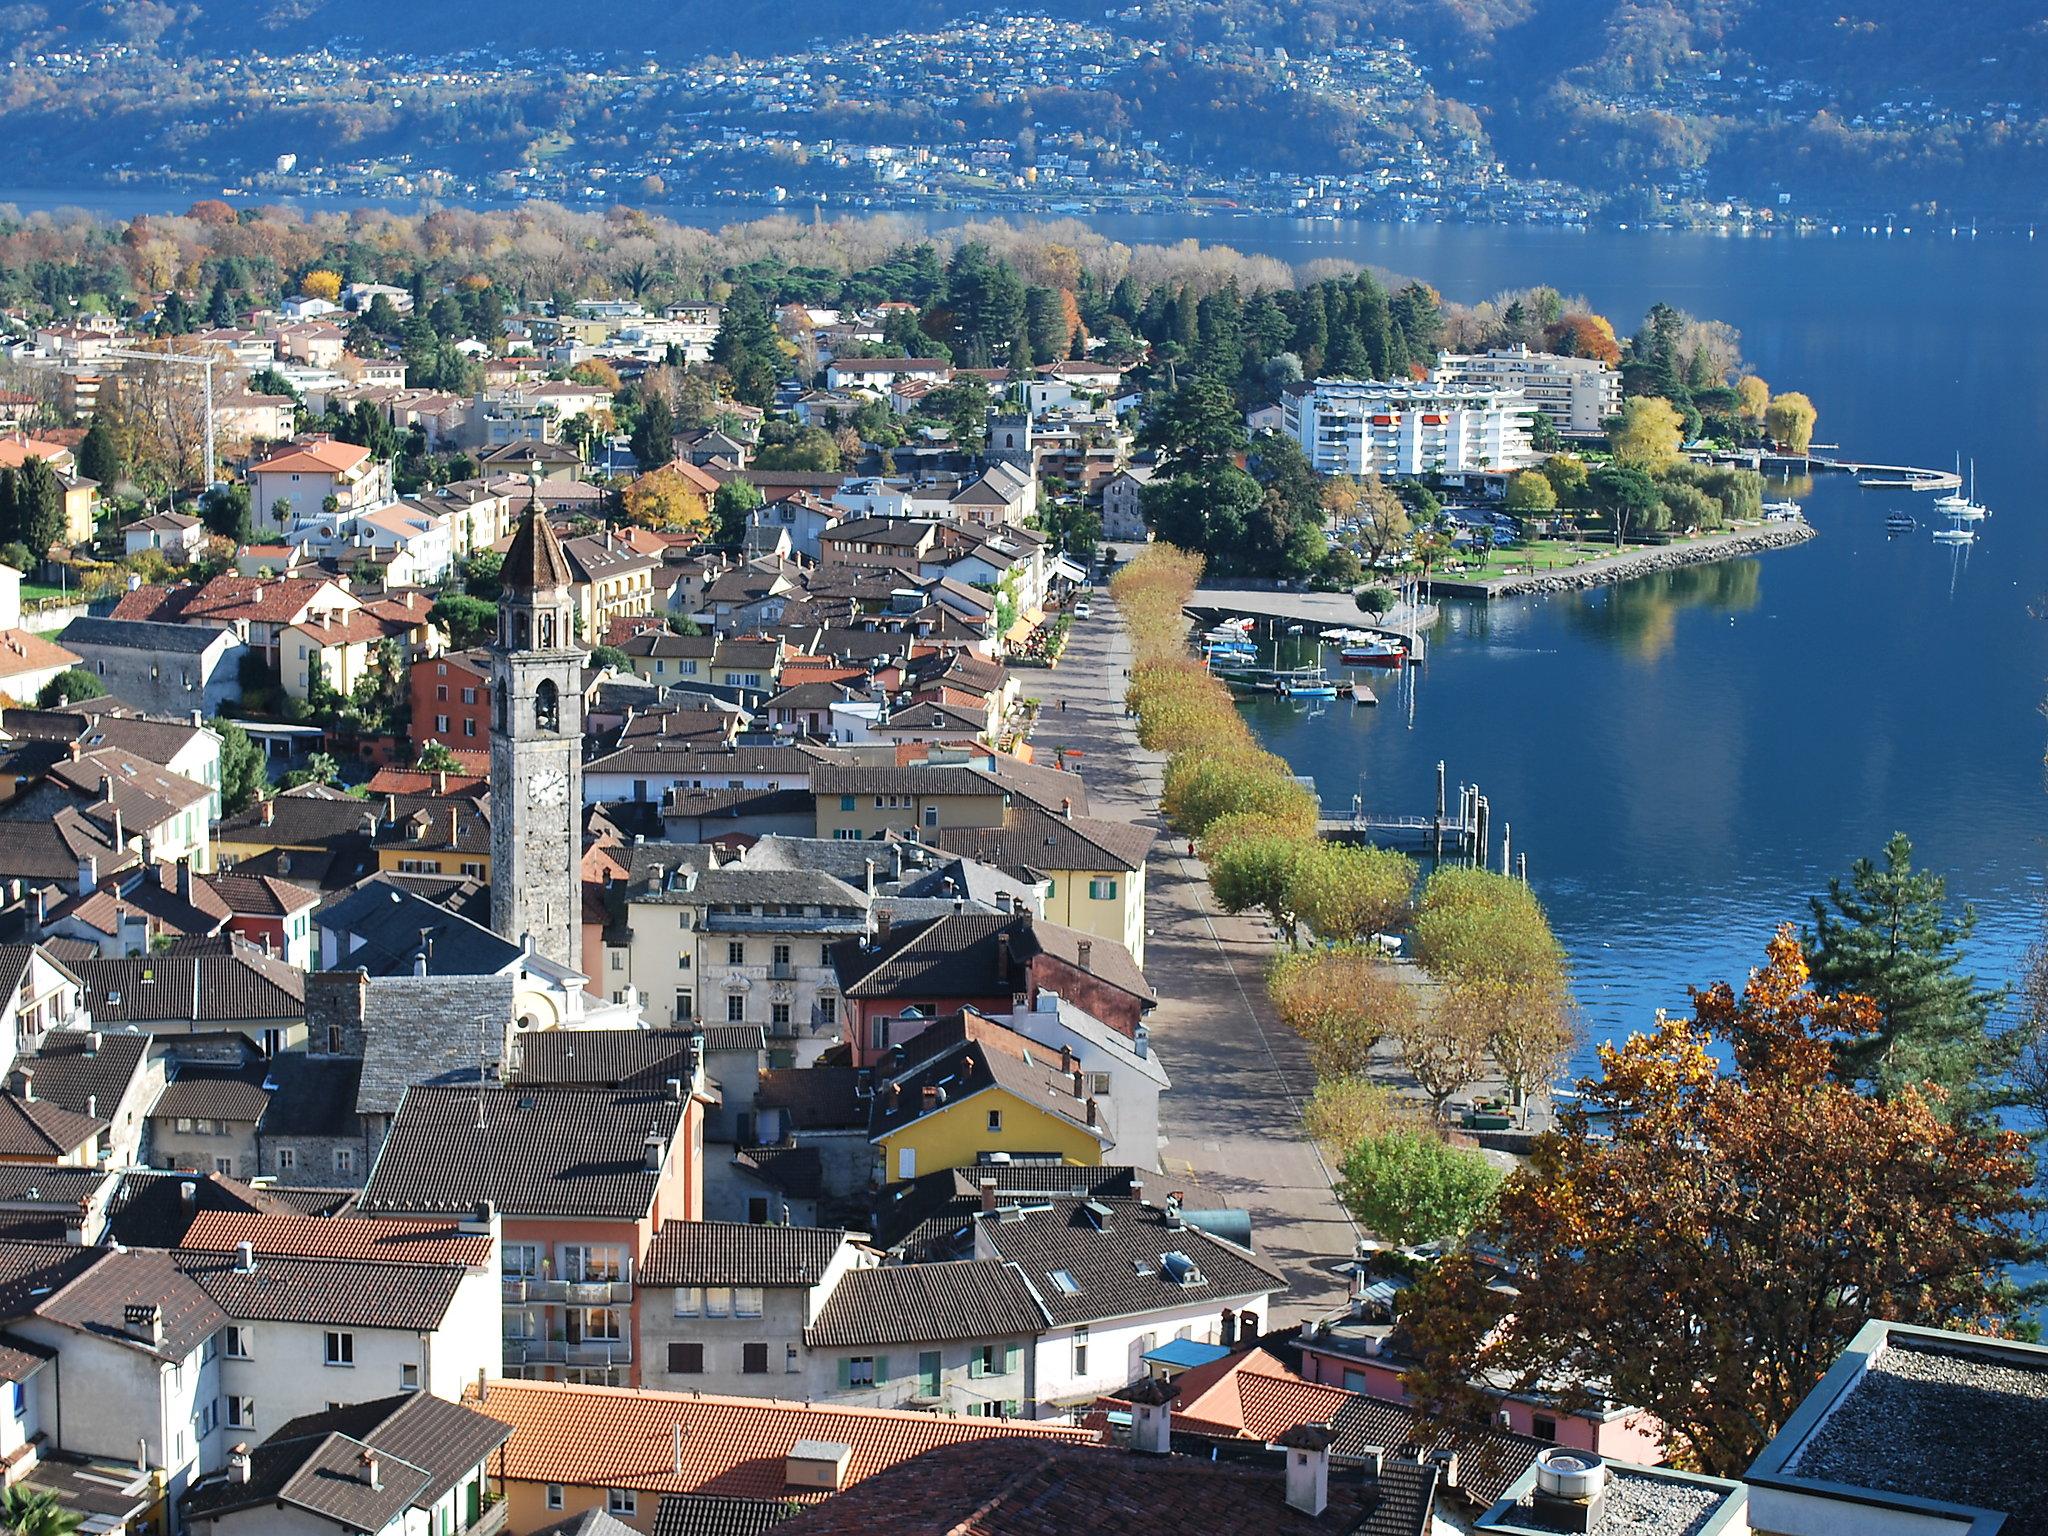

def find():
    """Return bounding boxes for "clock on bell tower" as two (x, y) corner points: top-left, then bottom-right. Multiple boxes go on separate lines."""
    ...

(488, 499), (584, 970)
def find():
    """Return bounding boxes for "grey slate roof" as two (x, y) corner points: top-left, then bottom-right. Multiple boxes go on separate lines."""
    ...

(511, 1028), (701, 1090)
(150, 1070), (272, 1124)
(183, 1250), (466, 1331)
(654, 1494), (802, 1536)
(318, 881), (523, 977)
(935, 802), (1154, 875)
(805, 1259), (1046, 1348)
(71, 945), (306, 1025)
(59, 616), (235, 655)
(16, 1028), (152, 1117)
(358, 1085), (686, 1219)
(974, 1197), (1284, 1329)
(638, 1219), (852, 1289)
(755, 1068), (865, 1131)
(259, 1055), (365, 1139)
(355, 972), (517, 1115)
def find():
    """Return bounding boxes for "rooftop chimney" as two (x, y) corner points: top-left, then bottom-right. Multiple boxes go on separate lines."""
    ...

(643, 1130), (668, 1170)
(1278, 1424), (1335, 1517)
(361, 1450), (381, 1491)
(259, 799), (275, 827)
(176, 857), (193, 903)
(979, 1177), (998, 1214)
(229, 1444), (252, 1484)
(76, 854), (97, 897)
(180, 1179), (198, 1213)
(14, 1066), (31, 1103)
(1085, 1096), (1098, 1128)
(234, 1240), (255, 1274)
(1530, 1449), (1609, 1534)
(1076, 940), (1092, 973)
(1060, 797), (1072, 819)
(1070, 1066), (1084, 1099)
(1119, 1376), (1176, 1454)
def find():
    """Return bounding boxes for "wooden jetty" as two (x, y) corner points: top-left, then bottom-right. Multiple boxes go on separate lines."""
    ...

(1315, 762), (1524, 876)
(1702, 448), (1960, 492)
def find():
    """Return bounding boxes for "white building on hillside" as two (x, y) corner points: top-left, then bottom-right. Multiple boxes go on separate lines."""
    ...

(1282, 379), (1538, 476)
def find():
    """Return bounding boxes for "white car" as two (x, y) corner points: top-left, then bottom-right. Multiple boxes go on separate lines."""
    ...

(1072, 602), (1092, 619)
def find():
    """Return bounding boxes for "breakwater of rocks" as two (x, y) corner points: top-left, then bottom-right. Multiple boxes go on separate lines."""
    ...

(1431, 520), (1816, 600)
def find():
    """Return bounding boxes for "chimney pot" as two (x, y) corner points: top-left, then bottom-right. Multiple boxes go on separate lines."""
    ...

(234, 1240), (255, 1273)
(979, 1177), (998, 1213)
(1076, 939), (1092, 973)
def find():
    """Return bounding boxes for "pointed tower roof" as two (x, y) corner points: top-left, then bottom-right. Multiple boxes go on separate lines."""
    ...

(502, 505), (573, 593)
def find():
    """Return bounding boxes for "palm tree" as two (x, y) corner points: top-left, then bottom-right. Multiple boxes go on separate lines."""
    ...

(0, 1485), (84, 1535)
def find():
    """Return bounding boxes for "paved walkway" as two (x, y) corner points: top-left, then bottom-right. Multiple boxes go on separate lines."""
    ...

(1034, 597), (1356, 1323)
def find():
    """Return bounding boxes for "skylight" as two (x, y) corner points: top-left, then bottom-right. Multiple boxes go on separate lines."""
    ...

(1049, 1269), (1080, 1294)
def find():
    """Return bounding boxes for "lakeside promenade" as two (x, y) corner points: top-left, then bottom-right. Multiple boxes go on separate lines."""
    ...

(1042, 594), (1358, 1323)
(1426, 518), (1815, 599)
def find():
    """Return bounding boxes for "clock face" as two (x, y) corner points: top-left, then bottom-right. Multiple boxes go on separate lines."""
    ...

(532, 769), (568, 807)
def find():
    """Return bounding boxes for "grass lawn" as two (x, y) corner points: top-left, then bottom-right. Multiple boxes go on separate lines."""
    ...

(20, 583), (74, 603)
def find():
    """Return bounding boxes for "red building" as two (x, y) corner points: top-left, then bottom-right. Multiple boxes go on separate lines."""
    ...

(411, 647), (492, 756)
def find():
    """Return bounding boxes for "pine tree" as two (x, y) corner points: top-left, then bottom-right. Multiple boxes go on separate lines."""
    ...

(17, 457), (64, 555)
(207, 275), (235, 328)
(630, 390), (676, 471)
(1806, 831), (2013, 1112)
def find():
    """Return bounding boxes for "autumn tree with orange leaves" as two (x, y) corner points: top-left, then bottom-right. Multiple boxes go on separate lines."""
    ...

(1399, 926), (2035, 1476)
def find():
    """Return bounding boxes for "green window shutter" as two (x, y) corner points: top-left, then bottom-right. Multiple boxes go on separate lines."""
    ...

(1004, 1344), (1021, 1374)
(876, 1354), (890, 1382)
(969, 1353), (983, 1380)
(837, 1358), (853, 1389)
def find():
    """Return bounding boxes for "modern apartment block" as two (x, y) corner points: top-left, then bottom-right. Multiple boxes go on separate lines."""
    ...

(1281, 379), (1539, 476)
(1431, 344), (1622, 434)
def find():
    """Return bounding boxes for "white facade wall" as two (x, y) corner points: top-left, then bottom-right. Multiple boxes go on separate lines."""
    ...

(14, 1323), (221, 1495)
(1025, 1295), (1273, 1416)
(1431, 346), (1622, 435)
(1283, 380), (1538, 476)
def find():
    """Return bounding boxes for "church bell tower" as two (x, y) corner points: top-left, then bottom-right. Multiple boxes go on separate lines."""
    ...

(489, 500), (583, 969)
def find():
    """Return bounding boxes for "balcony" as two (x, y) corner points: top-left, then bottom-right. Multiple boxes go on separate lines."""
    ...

(506, 1336), (634, 1368)
(503, 1277), (633, 1305)
(768, 961), (797, 980)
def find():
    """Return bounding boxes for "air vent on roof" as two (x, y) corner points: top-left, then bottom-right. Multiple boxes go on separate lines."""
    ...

(1081, 1199), (1113, 1230)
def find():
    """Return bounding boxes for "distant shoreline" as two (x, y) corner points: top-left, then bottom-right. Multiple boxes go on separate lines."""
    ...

(1424, 520), (1817, 600)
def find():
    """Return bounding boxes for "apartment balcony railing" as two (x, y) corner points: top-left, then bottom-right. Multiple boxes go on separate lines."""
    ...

(767, 962), (797, 980)
(504, 1337), (634, 1368)
(502, 1277), (633, 1305)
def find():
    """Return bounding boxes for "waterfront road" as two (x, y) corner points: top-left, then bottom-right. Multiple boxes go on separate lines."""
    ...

(1036, 595), (1357, 1323)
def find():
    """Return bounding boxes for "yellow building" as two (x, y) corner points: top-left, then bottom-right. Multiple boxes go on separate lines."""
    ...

(936, 802), (1155, 967)
(869, 1013), (1112, 1182)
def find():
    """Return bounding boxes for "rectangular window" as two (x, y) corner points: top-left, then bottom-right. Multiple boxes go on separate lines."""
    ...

(214, 1156), (233, 1176)
(923, 805), (940, 828)
(742, 1342), (769, 1375)
(324, 1331), (354, 1367)
(986, 1109), (1002, 1132)
(225, 1326), (249, 1359)
(726, 995), (745, 1023)
(733, 1287), (763, 1318)
(462, 687), (477, 705)
(672, 1287), (702, 1318)
(1073, 1326), (1089, 1376)
(846, 1356), (876, 1388)
(436, 685), (448, 701)
(675, 989), (694, 1021)
(1532, 1415), (1559, 1443)
(436, 714), (450, 732)
(334, 1148), (354, 1175)
(504, 1244), (541, 1278)
(704, 1288), (731, 1318)
(400, 1363), (419, 1392)
(608, 1491), (637, 1518)
(771, 1002), (791, 1028)
(772, 943), (791, 967)
(546, 1486), (564, 1511)
(818, 994), (837, 1022)
(1088, 878), (1118, 900)
(727, 941), (745, 965)
(464, 719), (476, 737)
(667, 1341), (704, 1374)
(225, 1397), (254, 1430)
(840, 795), (857, 812)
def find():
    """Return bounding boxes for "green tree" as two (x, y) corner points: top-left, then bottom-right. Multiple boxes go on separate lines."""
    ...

(1139, 375), (1248, 480)
(1588, 465), (1660, 546)
(711, 480), (763, 546)
(1209, 833), (1308, 946)
(1289, 842), (1416, 942)
(17, 456), (64, 554)
(463, 550), (505, 601)
(1540, 454), (1590, 507)
(0, 1483), (84, 1535)
(414, 741), (465, 773)
(1503, 470), (1558, 515)
(38, 667), (107, 707)
(589, 643), (632, 673)
(78, 419), (123, 490)
(1338, 1128), (1502, 1248)
(430, 593), (499, 648)
(201, 483), (254, 544)
(1806, 832), (2012, 1111)
(630, 388), (675, 469)
(1355, 585), (1396, 616)
(751, 427), (840, 473)
(280, 750), (341, 790)
(211, 718), (268, 814)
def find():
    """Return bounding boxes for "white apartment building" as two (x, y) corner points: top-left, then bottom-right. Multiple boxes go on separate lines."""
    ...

(1282, 379), (1538, 476)
(1431, 344), (1622, 434)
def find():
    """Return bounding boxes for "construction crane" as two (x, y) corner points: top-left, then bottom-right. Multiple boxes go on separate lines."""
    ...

(100, 344), (220, 491)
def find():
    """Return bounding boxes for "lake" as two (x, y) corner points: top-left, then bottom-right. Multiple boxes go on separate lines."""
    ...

(10, 183), (2045, 1062)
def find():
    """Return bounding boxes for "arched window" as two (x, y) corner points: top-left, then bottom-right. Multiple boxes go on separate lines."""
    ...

(516, 613), (531, 649)
(535, 678), (560, 734)
(538, 612), (555, 649)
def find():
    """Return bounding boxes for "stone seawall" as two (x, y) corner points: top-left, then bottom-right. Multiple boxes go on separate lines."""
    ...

(1431, 520), (1817, 600)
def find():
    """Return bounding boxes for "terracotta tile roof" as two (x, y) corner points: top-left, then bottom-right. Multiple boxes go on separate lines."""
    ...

(179, 1210), (492, 1268)
(179, 573), (354, 626)
(250, 438), (371, 476)
(1163, 1347), (1357, 1443)
(199, 869), (322, 918)
(754, 1068), (865, 1132)
(466, 1380), (1092, 1504)
(834, 914), (1152, 1008)
(0, 628), (78, 683)
(639, 1219), (853, 1289)
(765, 1439), (1423, 1536)
(936, 803), (1153, 875)
(805, 1259), (1046, 1349)
(102, 1169), (316, 1248)
(867, 1013), (1112, 1145)
(0, 1331), (53, 1386)
(357, 1085), (687, 1219)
